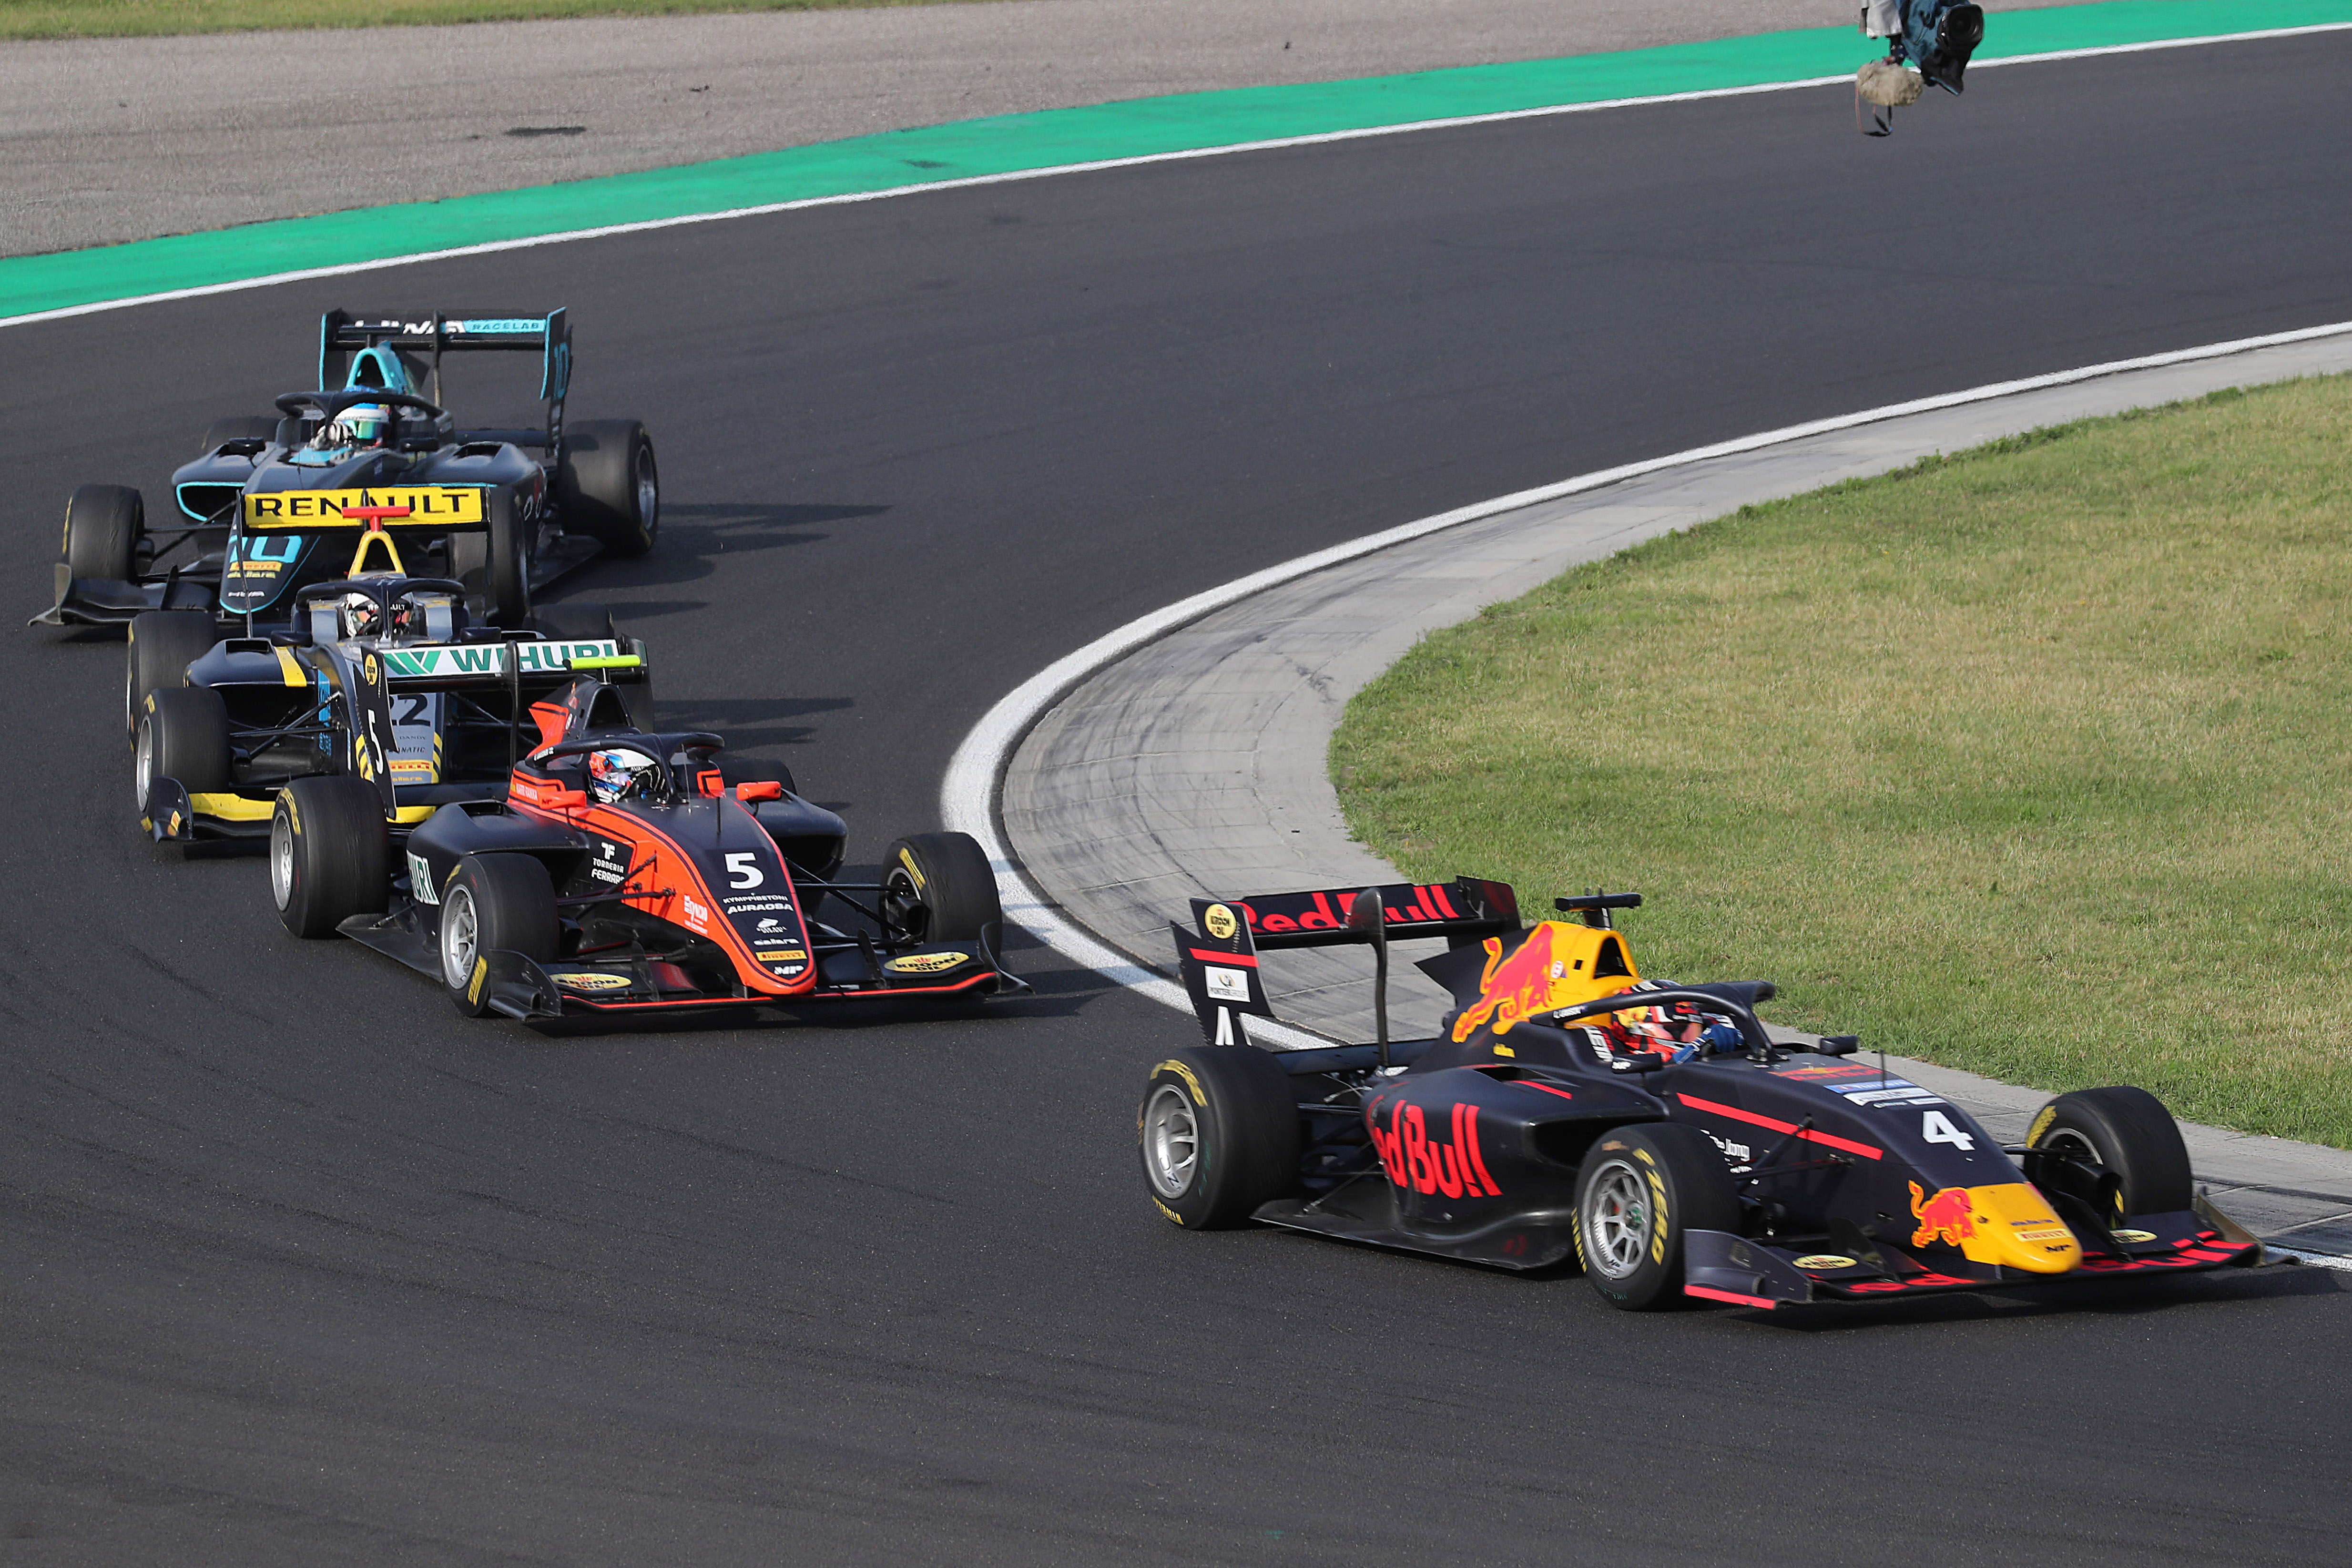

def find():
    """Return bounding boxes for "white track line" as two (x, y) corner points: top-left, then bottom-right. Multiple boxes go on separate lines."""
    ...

(2269, 1247), (2352, 1272)
(940, 318), (2352, 1042)
(5, 20), (2347, 333)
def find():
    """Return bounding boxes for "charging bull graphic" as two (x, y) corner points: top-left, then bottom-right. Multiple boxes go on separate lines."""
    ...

(1909, 1181), (1978, 1248)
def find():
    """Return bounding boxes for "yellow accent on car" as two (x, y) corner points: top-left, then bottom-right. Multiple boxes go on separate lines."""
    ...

(242, 486), (486, 529)
(273, 644), (306, 686)
(568, 654), (642, 670)
(186, 792), (277, 821)
(1943, 1183), (2083, 1274)
(345, 529), (409, 577)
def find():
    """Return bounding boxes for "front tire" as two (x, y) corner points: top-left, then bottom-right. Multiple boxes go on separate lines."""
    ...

(438, 853), (560, 1017)
(559, 419), (659, 557)
(63, 484), (143, 582)
(880, 832), (1001, 947)
(2026, 1087), (2194, 1221)
(135, 685), (233, 811)
(1138, 1047), (1301, 1228)
(1575, 1123), (1739, 1311)
(125, 609), (221, 743)
(271, 775), (390, 937)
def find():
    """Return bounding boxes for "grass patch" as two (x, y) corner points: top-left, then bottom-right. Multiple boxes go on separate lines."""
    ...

(0, 0), (980, 41)
(1333, 376), (2352, 1149)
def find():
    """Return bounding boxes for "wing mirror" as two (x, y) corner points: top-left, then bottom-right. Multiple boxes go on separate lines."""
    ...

(735, 781), (785, 803)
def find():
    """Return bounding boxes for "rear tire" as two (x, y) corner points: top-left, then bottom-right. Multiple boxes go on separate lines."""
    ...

(134, 685), (233, 812)
(200, 416), (277, 454)
(880, 832), (1001, 947)
(1138, 1047), (1301, 1228)
(63, 484), (143, 582)
(125, 609), (221, 743)
(438, 853), (560, 1017)
(2026, 1087), (2194, 1221)
(559, 419), (659, 557)
(1576, 1122), (1739, 1311)
(271, 775), (390, 937)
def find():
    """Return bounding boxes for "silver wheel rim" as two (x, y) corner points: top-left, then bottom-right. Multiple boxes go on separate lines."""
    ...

(133, 720), (154, 811)
(1142, 1085), (1200, 1199)
(1585, 1158), (1653, 1280)
(635, 448), (658, 536)
(269, 805), (295, 911)
(440, 884), (479, 990)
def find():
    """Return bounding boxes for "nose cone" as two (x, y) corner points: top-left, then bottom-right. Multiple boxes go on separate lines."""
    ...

(1961, 1183), (2082, 1274)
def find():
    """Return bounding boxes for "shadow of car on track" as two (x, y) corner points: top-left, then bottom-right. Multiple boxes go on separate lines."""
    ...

(653, 695), (856, 757)
(593, 500), (888, 588)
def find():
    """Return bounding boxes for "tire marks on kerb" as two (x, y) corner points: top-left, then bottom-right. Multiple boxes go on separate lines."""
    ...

(941, 318), (2352, 1044)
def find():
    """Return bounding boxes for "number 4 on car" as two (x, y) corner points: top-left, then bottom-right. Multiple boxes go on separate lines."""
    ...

(1139, 879), (2269, 1311)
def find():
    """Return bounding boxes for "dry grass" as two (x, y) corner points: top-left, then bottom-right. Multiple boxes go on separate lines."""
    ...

(0, 0), (975, 41)
(1334, 377), (2352, 1147)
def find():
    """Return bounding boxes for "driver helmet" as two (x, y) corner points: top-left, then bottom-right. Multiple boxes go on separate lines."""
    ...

(587, 748), (660, 805)
(336, 591), (382, 641)
(321, 402), (391, 448)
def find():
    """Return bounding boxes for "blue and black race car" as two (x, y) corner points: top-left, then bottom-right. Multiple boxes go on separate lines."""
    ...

(35, 309), (657, 651)
(1140, 880), (2269, 1312)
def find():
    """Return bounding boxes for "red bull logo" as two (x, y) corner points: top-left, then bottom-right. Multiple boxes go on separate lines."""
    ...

(1909, 1181), (1978, 1248)
(1367, 1099), (1502, 1199)
(1449, 922), (1642, 1043)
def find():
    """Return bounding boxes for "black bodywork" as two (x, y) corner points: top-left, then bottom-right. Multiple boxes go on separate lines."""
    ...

(36, 310), (638, 630)
(343, 679), (1021, 1020)
(1168, 880), (2265, 1309)
(137, 575), (652, 844)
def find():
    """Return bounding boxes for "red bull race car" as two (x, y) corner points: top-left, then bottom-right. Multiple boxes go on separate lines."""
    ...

(267, 669), (1020, 1021)
(1138, 880), (2266, 1311)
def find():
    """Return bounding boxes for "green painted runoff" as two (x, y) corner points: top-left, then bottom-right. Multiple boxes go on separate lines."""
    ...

(6, 0), (2347, 321)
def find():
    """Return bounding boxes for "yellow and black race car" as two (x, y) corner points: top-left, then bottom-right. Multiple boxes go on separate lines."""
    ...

(132, 574), (655, 847)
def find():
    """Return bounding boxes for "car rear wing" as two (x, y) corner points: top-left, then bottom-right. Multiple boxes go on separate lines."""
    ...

(319, 309), (571, 445)
(1170, 878), (1520, 1066)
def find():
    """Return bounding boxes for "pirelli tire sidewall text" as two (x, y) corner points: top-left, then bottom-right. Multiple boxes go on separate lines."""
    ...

(1138, 1047), (1301, 1230)
(882, 832), (1003, 948)
(1574, 1121), (1738, 1311)
(2026, 1086), (2195, 1220)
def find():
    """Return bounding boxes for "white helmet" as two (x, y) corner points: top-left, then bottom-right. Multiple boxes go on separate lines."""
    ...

(321, 403), (391, 448)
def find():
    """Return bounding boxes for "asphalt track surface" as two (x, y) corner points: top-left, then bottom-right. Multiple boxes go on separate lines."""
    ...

(8, 37), (2352, 1566)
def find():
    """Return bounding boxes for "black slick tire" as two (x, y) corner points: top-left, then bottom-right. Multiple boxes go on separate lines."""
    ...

(881, 832), (1001, 946)
(558, 419), (659, 557)
(271, 775), (390, 938)
(2026, 1087), (2194, 1220)
(200, 416), (278, 453)
(1575, 1122), (1739, 1311)
(448, 489), (532, 626)
(63, 484), (143, 582)
(438, 853), (560, 1018)
(1138, 1046), (1301, 1229)
(125, 609), (221, 743)
(134, 685), (233, 811)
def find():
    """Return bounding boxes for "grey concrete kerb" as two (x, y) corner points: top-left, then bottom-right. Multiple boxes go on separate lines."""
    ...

(998, 327), (2352, 1253)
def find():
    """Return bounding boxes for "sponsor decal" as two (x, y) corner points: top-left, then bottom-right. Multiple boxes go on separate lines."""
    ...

(551, 971), (632, 993)
(1794, 1254), (1860, 1271)
(408, 851), (439, 904)
(1823, 1078), (1948, 1108)
(379, 640), (620, 680)
(390, 758), (434, 780)
(589, 838), (627, 885)
(2016, 1226), (2075, 1243)
(754, 917), (786, 933)
(882, 951), (972, 975)
(1909, 1181), (1977, 1248)
(725, 896), (792, 915)
(1702, 1132), (1753, 1163)
(1204, 966), (1250, 1003)
(679, 893), (710, 931)
(243, 486), (486, 529)
(1202, 903), (1238, 940)
(1367, 1098), (1502, 1199)
(754, 948), (809, 963)
(2112, 1229), (2159, 1244)
(1779, 1061), (1879, 1079)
